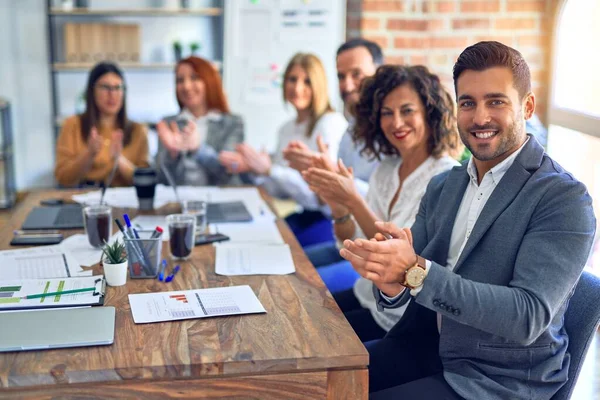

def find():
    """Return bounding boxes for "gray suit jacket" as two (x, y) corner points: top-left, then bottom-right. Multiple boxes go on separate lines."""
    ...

(378, 135), (596, 399)
(157, 113), (245, 186)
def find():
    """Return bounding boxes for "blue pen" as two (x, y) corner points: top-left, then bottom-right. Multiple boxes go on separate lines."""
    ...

(165, 265), (181, 283)
(158, 259), (167, 281)
(123, 214), (140, 239)
(121, 215), (151, 275)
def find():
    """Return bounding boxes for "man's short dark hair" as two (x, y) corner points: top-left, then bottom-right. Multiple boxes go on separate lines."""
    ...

(336, 38), (384, 66)
(453, 41), (531, 99)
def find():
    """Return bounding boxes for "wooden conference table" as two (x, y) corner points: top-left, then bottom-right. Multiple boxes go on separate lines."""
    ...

(0, 190), (368, 399)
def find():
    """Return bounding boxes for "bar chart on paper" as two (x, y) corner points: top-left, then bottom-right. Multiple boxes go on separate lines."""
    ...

(129, 286), (266, 323)
(167, 294), (196, 319)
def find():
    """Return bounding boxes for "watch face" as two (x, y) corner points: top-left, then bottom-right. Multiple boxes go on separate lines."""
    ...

(406, 267), (426, 287)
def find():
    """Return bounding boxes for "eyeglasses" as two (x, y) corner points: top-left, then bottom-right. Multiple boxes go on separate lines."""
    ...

(96, 84), (125, 93)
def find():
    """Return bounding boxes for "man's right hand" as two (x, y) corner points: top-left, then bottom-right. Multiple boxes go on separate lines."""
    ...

(339, 222), (416, 297)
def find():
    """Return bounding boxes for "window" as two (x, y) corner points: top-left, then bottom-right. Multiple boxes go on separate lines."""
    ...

(548, 0), (600, 271)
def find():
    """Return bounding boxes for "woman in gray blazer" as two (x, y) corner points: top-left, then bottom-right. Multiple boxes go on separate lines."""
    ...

(156, 56), (244, 186)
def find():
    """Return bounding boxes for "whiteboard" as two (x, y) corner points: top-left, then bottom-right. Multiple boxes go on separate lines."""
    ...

(223, 0), (346, 151)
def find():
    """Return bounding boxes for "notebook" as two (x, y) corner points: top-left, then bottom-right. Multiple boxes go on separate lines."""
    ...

(0, 306), (115, 352)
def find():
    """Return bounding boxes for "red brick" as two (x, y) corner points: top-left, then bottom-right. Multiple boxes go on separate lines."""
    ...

(361, 18), (381, 30)
(430, 37), (470, 49)
(452, 18), (491, 30)
(495, 18), (537, 30)
(394, 37), (429, 49)
(506, 0), (546, 13)
(474, 36), (515, 46)
(366, 35), (389, 49)
(518, 35), (549, 48)
(428, 19), (446, 31)
(387, 19), (428, 31)
(460, 1), (500, 13)
(437, 1), (455, 12)
(363, 1), (404, 12)
(410, 54), (428, 65)
(385, 55), (405, 65)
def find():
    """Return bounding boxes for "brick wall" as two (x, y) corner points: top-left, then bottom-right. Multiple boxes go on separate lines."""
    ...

(346, 0), (555, 123)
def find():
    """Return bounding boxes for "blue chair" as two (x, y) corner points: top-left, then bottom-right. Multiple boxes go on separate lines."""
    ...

(552, 270), (600, 400)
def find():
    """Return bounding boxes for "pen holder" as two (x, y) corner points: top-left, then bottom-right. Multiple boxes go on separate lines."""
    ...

(124, 230), (162, 278)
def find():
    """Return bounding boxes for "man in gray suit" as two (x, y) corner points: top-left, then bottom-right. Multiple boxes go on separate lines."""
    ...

(340, 41), (596, 399)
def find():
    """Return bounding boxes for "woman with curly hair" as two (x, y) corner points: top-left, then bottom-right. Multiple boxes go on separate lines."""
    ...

(303, 64), (462, 342)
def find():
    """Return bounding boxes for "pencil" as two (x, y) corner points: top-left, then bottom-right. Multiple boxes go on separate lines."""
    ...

(22, 287), (96, 299)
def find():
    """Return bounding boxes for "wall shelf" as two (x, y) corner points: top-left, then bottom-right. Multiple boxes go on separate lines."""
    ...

(52, 61), (221, 71)
(49, 7), (222, 17)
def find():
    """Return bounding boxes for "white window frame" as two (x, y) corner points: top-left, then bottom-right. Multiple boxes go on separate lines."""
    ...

(548, 0), (600, 139)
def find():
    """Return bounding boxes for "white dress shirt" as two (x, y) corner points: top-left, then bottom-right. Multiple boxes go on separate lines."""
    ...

(350, 155), (459, 331)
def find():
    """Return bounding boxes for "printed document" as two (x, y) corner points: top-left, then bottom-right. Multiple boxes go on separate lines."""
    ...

(128, 285), (266, 323)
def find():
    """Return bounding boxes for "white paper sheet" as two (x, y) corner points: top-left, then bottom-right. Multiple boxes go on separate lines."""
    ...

(59, 234), (103, 267)
(210, 220), (284, 245)
(0, 246), (90, 279)
(128, 285), (266, 324)
(215, 244), (295, 276)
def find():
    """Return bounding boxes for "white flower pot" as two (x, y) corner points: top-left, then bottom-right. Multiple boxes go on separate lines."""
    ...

(103, 260), (128, 286)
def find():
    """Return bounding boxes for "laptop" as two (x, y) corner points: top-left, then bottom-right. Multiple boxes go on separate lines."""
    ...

(0, 306), (115, 352)
(207, 201), (253, 224)
(22, 204), (84, 230)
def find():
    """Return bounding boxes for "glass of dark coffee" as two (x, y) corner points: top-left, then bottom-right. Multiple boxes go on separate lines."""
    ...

(166, 214), (196, 260)
(133, 167), (157, 211)
(83, 204), (112, 248)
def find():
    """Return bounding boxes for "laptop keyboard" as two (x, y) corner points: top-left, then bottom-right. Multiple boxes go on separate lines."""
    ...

(54, 206), (84, 226)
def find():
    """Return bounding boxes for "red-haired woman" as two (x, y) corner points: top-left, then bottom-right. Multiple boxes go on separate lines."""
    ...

(156, 56), (244, 185)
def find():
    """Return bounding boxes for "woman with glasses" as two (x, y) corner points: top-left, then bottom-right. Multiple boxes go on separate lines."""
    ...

(156, 56), (244, 186)
(55, 62), (149, 187)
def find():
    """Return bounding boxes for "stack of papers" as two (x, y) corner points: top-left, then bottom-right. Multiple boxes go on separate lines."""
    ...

(215, 243), (295, 276)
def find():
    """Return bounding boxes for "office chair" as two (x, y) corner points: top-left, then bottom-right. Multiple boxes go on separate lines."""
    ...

(552, 271), (600, 400)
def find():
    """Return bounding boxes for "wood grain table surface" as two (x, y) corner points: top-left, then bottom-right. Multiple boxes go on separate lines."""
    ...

(0, 189), (368, 399)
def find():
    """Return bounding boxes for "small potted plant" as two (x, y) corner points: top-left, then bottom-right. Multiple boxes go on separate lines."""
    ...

(190, 42), (201, 56)
(101, 239), (128, 286)
(173, 41), (183, 61)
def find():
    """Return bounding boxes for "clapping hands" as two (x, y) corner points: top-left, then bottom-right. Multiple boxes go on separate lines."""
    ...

(340, 221), (417, 297)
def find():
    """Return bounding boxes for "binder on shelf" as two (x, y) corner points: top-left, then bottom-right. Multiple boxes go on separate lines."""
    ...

(90, 24), (105, 62)
(64, 23), (80, 63)
(0, 276), (106, 311)
(105, 24), (117, 61)
(78, 24), (91, 62)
